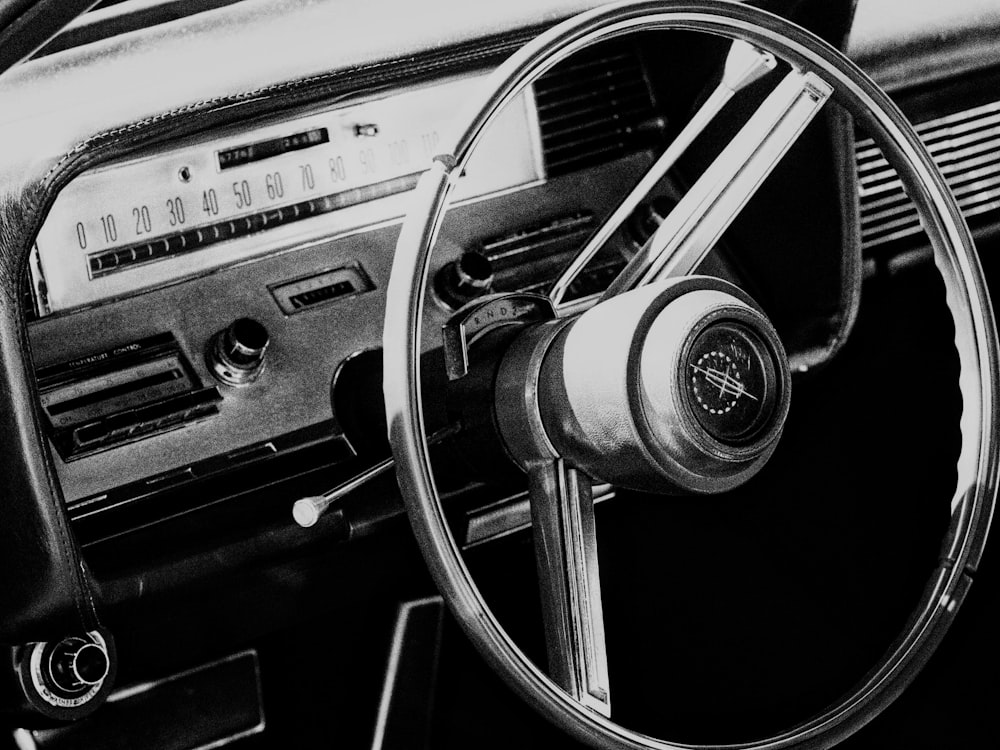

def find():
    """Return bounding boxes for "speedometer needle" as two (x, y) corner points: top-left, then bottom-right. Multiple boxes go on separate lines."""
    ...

(690, 364), (759, 402)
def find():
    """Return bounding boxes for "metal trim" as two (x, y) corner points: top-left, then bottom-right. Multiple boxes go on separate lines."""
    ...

(382, 2), (1000, 749)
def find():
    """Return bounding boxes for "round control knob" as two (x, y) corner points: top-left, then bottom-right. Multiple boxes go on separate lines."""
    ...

(48, 637), (110, 694)
(434, 251), (494, 309)
(15, 629), (116, 720)
(208, 317), (270, 385)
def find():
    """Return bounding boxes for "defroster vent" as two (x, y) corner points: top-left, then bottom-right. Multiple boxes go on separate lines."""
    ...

(535, 41), (659, 177)
(856, 99), (1000, 252)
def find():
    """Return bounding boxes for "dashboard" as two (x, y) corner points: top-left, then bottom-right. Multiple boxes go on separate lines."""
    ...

(25, 36), (664, 548)
(1, 0), (999, 748)
(29, 72), (543, 516)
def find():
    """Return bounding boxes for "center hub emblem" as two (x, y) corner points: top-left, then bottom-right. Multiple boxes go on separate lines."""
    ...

(686, 321), (778, 445)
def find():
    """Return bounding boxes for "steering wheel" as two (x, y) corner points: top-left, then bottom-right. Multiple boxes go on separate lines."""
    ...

(382, 2), (999, 748)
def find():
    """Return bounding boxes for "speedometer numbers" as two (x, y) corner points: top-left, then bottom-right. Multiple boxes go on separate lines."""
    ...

(33, 75), (543, 313)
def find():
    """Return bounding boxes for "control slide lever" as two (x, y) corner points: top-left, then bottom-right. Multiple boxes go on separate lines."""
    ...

(292, 425), (459, 528)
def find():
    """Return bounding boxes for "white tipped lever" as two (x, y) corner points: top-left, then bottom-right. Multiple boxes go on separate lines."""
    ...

(293, 456), (395, 528)
(292, 424), (459, 528)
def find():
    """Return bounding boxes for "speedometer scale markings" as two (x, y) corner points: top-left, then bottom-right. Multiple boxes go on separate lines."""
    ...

(33, 75), (543, 313)
(86, 173), (421, 278)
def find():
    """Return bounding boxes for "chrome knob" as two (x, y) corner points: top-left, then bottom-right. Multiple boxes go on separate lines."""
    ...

(435, 251), (494, 309)
(208, 317), (270, 385)
(48, 636), (110, 694)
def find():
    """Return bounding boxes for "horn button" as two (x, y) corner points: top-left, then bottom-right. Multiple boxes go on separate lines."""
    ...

(496, 277), (792, 495)
(685, 321), (779, 446)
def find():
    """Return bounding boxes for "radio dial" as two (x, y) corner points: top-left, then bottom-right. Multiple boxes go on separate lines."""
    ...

(208, 318), (270, 385)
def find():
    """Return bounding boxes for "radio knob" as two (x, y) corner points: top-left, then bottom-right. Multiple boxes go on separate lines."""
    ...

(208, 318), (270, 385)
(48, 637), (110, 694)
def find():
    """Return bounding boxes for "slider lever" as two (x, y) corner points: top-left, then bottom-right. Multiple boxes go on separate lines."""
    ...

(292, 425), (459, 528)
(293, 455), (395, 528)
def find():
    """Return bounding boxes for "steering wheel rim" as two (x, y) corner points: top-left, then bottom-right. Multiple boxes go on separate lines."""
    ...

(382, 2), (1000, 748)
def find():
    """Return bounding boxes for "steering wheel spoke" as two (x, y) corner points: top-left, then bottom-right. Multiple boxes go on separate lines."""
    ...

(383, 3), (998, 747)
(527, 459), (611, 717)
(601, 68), (832, 298)
(548, 39), (777, 310)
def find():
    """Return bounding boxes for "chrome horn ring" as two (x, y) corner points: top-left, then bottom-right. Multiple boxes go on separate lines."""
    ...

(382, 2), (999, 748)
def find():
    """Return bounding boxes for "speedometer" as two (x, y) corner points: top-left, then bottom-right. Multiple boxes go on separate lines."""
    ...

(32, 74), (543, 314)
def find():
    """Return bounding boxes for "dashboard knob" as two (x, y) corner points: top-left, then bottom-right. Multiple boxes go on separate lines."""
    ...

(48, 636), (110, 694)
(435, 251), (494, 309)
(14, 629), (116, 720)
(208, 317), (270, 385)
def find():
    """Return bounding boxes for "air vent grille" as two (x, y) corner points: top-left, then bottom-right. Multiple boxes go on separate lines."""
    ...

(857, 99), (1000, 252)
(535, 42), (658, 177)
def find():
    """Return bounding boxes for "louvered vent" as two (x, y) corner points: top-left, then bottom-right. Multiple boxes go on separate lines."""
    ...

(535, 41), (658, 177)
(857, 99), (1000, 252)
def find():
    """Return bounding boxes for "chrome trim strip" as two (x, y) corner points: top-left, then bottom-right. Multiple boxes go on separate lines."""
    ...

(858, 97), (1000, 251)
